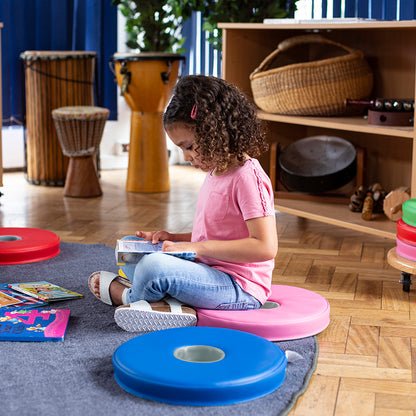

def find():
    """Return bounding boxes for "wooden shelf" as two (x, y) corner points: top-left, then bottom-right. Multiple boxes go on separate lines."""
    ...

(258, 111), (414, 139)
(220, 20), (416, 238)
(275, 198), (396, 240)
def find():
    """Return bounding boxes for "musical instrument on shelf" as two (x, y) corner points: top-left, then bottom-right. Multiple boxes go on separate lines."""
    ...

(345, 98), (414, 112)
(278, 135), (357, 193)
(383, 186), (411, 221)
(20, 51), (96, 185)
(345, 98), (414, 126)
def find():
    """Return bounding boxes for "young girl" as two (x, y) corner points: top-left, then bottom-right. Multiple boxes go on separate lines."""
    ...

(89, 75), (278, 333)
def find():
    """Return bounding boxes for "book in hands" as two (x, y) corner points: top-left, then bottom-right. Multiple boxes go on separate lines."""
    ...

(116, 239), (196, 265)
(0, 284), (48, 309)
(8, 281), (83, 302)
(0, 308), (70, 341)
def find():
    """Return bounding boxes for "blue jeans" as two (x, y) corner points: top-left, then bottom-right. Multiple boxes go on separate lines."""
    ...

(117, 236), (260, 310)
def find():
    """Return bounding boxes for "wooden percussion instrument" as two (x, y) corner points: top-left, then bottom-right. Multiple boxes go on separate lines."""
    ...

(20, 51), (96, 186)
(110, 53), (184, 193)
(383, 186), (411, 221)
(345, 98), (415, 126)
(52, 106), (109, 198)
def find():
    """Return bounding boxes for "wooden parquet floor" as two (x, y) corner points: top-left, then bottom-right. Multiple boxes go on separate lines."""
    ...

(1, 166), (415, 415)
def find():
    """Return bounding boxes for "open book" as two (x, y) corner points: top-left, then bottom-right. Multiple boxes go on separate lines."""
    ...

(116, 239), (196, 265)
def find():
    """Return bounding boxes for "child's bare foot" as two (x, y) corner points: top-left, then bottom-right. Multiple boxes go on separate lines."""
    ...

(93, 277), (125, 305)
(88, 271), (131, 306)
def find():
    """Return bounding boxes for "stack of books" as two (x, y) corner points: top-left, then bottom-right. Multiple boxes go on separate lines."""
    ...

(0, 281), (83, 342)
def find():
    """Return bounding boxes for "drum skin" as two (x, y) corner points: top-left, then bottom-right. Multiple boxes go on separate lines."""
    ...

(278, 135), (357, 193)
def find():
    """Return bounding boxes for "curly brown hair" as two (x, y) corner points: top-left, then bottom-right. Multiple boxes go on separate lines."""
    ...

(163, 75), (268, 172)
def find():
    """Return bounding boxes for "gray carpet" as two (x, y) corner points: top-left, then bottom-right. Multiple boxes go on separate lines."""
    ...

(0, 242), (318, 416)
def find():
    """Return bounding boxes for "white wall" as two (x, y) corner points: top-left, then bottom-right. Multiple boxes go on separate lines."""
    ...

(2, 126), (24, 169)
(98, 9), (131, 170)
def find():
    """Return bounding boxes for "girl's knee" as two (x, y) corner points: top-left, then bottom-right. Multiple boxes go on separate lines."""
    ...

(121, 235), (138, 241)
(138, 252), (167, 278)
(131, 253), (171, 300)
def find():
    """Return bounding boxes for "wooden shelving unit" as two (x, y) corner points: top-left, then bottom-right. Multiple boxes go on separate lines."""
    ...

(219, 20), (416, 240)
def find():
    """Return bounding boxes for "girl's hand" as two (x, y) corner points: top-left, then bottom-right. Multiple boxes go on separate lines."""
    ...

(136, 230), (172, 244)
(162, 240), (198, 257)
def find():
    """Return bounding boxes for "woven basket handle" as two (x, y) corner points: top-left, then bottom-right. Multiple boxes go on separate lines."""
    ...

(250, 34), (355, 78)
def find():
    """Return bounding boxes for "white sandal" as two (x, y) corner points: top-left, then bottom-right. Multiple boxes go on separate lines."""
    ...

(114, 297), (197, 333)
(88, 271), (131, 306)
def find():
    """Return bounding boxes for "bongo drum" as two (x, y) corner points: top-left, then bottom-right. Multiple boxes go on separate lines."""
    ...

(20, 51), (96, 186)
(110, 53), (184, 193)
(52, 106), (109, 197)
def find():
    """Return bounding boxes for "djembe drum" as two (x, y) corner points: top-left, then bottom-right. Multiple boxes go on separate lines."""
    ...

(110, 53), (184, 193)
(20, 51), (96, 186)
(52, 106), (109, 198)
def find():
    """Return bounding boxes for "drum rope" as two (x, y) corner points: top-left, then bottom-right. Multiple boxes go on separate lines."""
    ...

(23, 63), (94, 85)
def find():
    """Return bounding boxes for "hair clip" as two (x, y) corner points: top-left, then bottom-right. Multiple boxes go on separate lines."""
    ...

(190, 104), (197, 119)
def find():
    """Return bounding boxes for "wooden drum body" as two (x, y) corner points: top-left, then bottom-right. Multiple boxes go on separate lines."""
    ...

(111, 53), (184, 193)
(52, 106), (109, 198)
(20, 51), (96, 186)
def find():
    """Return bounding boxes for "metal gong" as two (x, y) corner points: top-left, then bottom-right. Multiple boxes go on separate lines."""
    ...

(278, 135), (357, 193)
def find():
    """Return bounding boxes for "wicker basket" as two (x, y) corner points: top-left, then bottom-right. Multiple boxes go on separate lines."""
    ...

(249, 34), (373, 116)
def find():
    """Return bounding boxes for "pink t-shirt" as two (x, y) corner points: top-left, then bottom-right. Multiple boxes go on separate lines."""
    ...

(191, 158), (275, 304)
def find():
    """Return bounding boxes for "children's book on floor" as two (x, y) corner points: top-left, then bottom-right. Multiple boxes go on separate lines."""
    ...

(0, 308), (70, 341)
(0, 290), (22, 307)
(116, 239), (196, 265)
(0, 284), (48, 309)
(8, 282), (83, 302)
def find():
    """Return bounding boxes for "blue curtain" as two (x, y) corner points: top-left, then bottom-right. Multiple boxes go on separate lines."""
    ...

(0, 0), (117, 126)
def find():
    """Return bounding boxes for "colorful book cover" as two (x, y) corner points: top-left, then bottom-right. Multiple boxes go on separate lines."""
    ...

(0, 308), (70, 341)
(0, 284), (48, 309)
(8, 281), (83, 302)
(116, 239), (196, 265)
(0, 290), (22, 307)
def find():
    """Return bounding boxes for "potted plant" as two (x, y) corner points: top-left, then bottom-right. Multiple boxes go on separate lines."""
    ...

(176, 0), (300, 51)
(110, 0), (197, 193)
(112, 0), (197, 52)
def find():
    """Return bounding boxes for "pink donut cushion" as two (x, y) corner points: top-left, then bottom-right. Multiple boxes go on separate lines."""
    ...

(396, 236), (416, 261)
(196, 285), (330, 341)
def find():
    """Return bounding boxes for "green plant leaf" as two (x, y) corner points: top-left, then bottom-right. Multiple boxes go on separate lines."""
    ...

(113, 0), (299, 52)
